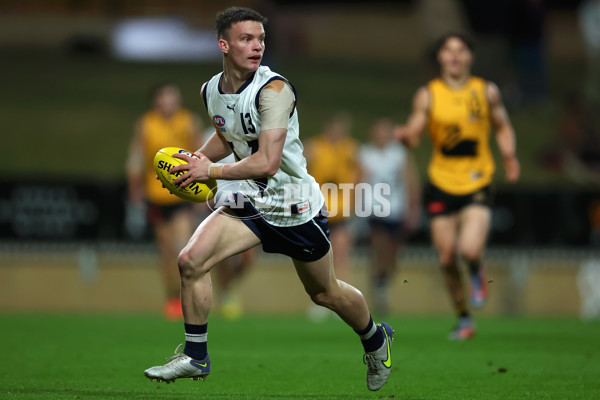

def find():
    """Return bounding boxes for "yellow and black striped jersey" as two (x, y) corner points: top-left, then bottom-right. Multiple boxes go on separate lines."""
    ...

(426, 76), (494, 195)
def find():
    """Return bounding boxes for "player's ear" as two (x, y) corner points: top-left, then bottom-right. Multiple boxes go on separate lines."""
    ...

(218, 38), (229, 54)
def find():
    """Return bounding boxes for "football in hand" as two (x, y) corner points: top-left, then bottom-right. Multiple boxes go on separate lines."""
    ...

(153, 147), (217, 203)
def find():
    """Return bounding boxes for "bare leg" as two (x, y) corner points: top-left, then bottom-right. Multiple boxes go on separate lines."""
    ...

(153, 208), (193, 300)
(458, 205), (491, 270)
(369, 227), (400, 314)
(294, 247), (394, 391)
(459, 205), (492, 308)
(177, 208), (260, 325)
(430, 214), (468, 315)
(329, 224), (354, 283)
(294, 248), (370, 331)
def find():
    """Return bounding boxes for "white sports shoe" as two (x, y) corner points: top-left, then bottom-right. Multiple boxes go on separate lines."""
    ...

(364, 322), (394, 391)
(144, 344), (210, 383)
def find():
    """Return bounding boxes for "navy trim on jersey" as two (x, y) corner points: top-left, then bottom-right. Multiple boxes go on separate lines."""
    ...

(218, 72), (256, 95)
(288, 81), (298, 118)
(226, 193), (330, 262)
(201, 83), (208, 111)
(254, 77), (297, 118)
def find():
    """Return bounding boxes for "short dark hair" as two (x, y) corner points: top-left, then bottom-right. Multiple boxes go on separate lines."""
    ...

(216, 7), (267, 39)
(434, 33), (475, 55)
(427, 33), (475, 75)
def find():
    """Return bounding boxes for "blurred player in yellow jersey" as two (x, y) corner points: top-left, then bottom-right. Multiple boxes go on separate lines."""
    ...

(306, 113), (361, 279)
(305, 112), (360, 320)
(395, 34), (520, 340)
(127, 83), (203, 320)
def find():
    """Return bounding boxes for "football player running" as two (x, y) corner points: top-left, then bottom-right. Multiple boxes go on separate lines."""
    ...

(395, 34), (520, 340)
(143, 7), (393, 391)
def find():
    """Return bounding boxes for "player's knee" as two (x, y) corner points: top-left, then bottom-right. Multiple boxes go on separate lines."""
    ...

(438, 248), (457, 267)
(177, 248), (209, 280)
(309, 290), (335, 309)
(177, 249), (195, 279)
(460, 247), (481, 264)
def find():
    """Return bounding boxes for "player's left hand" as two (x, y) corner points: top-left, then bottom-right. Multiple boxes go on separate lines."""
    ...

(504, 156), (520, 183)
(170, 152), (212, 188)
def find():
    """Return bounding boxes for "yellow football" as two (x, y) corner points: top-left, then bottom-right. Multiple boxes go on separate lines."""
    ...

(153, 147), (217, 203)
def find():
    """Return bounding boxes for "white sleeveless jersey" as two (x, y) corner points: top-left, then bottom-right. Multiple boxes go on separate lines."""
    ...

(203, 66), (324, 227)
(359, 142), (408, 220)
(203, 128), (240, 205)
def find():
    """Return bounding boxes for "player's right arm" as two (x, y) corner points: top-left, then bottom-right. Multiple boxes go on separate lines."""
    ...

(394, 87), (430, 148)
(126, 118), (145, 204)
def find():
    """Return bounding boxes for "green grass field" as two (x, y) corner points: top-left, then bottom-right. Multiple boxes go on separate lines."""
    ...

(1, 313), (598, 399)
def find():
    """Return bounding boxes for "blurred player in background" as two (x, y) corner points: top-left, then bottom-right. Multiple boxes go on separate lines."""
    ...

(200, 128), (258, 320)
(395, 34), (520, 340)
(144, 7), (394, 391)
(305, 112), (360, 281)
(359, 118), (421, 315)
(126, 83), (202, 320)
(305, 113), (361, 320)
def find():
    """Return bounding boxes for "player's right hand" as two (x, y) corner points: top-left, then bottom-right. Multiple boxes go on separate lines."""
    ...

(504, 156), (520, 183)
(171, 152), (212, 188)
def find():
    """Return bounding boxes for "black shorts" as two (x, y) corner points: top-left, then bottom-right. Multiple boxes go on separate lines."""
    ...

(227, 194), (331, 262)
(425, 183), (493, 218)
(146, 201), (192, 224)
(367, 217), (405, 241)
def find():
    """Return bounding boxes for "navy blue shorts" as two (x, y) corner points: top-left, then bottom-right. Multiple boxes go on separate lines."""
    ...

(227, 195), (331, 262)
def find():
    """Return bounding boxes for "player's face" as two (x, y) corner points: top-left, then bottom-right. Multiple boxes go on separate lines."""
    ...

(371, 120), (392, 148)
(154, 86), (181, 116)
(437, 37), (473, 78)
(221, 21), (265, 73)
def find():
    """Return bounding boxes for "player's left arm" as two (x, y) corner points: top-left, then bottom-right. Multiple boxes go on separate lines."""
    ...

(487, 82), (520, 183)
(171, 80), (293, 187)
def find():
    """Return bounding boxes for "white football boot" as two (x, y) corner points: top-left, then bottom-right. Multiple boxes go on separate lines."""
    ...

(144, 344), (210, 383)
(363, 322), (394, 391)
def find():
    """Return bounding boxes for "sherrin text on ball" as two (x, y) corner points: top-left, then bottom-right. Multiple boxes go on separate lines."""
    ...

(153, 147), (217, 203)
